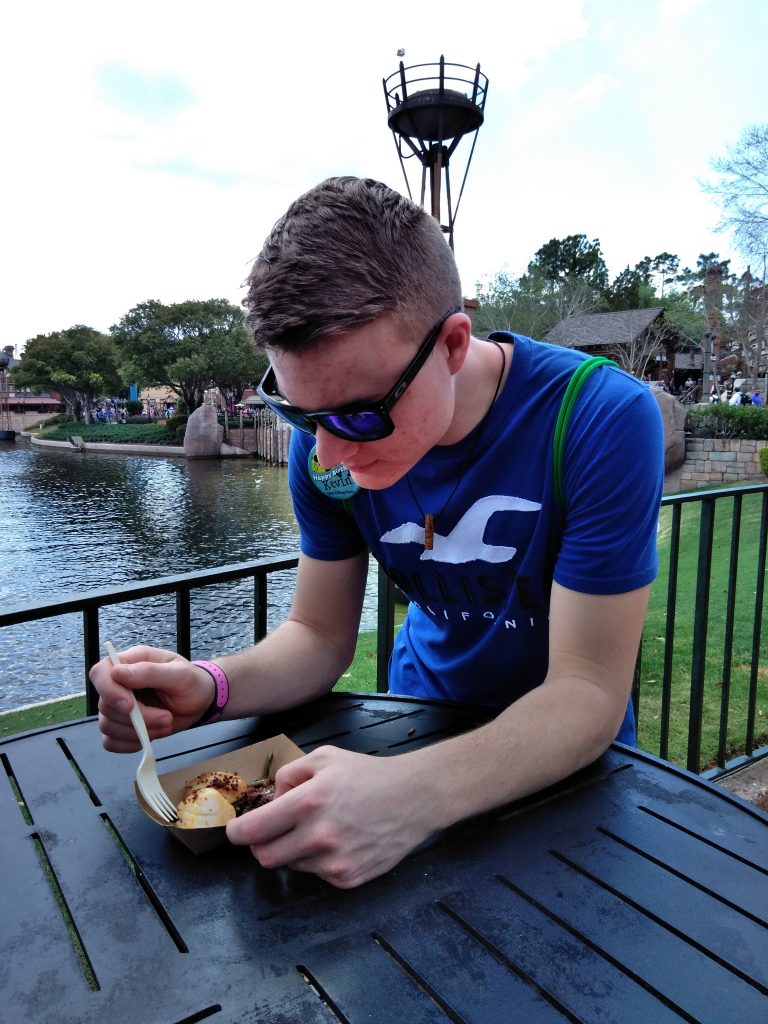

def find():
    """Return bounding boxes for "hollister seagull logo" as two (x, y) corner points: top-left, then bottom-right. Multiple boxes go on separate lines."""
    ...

(381, 495), (542, 564)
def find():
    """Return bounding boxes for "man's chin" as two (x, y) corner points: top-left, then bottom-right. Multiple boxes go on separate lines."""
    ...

(347, 463), (406, 491)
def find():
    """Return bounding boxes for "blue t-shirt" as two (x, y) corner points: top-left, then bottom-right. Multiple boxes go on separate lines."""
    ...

(288, 335), (664, 743)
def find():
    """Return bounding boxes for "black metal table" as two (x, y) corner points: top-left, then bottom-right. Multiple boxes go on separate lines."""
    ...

(2, 693), (767, 1024)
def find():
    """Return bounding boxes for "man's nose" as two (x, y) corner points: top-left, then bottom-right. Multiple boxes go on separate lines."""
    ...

(314, 426), (359, 469)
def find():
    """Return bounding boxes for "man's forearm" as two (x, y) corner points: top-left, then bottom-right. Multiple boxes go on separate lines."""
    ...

(403, 674), (626, 834)
(211, 618), (353, 718)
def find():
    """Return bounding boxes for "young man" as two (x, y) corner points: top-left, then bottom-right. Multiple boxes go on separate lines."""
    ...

(91, 177), (664, 889)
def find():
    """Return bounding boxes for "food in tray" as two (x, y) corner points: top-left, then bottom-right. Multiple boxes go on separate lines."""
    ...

(232, 777), (277, 814)
(176, 786), (238, 828)
(181, 770), (249, 804)
(175, 766), (276, 829)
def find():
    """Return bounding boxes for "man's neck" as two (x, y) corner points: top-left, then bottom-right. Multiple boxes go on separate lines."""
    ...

(439, 335), (511, 446)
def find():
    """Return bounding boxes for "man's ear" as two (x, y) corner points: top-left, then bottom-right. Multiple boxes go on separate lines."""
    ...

(441, 313), (472, 375)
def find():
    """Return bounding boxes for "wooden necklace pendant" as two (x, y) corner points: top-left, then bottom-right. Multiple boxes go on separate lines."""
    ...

(424, 514), (435, 551)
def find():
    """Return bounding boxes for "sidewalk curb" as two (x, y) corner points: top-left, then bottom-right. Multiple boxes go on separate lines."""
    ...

(29, 436), (186, 456)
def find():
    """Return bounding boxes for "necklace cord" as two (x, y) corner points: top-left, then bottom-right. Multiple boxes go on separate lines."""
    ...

(406, 340), (507, 548)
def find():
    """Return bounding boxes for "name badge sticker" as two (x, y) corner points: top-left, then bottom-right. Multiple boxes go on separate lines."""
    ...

(308, 447), (360, 500)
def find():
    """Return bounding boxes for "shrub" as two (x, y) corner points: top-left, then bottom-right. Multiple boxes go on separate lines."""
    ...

(125, 400), (143, 416)
(687, 405), (768, 441)
(35, 423), (184, 445)
(175, 424), (187, 442)
(40, 413), (75, 427)
(166, 414), (187, 435)
(760, 447), (768, 477)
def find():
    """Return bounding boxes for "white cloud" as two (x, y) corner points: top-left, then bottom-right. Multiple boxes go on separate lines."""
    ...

(659, 0), (711, 18)
(569, 72), (619, 105)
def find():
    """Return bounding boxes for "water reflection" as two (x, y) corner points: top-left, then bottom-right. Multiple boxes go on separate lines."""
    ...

(0, 444), (378, 709)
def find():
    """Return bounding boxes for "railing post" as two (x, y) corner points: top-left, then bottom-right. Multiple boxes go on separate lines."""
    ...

(716, 494), (742, 767)
(746, 491), (768, 753)
(376, 567), (396, 694)
(631, 644), (642, 728)
(687, 498), (715, 772)
(660, 503), (682, 760)
(176, 589), (192, 661)
(254, 575), (268, 642)
(83, 607), (101, 716)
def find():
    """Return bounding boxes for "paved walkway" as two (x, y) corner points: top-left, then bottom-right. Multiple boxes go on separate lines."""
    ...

(717, 758), (768, 811)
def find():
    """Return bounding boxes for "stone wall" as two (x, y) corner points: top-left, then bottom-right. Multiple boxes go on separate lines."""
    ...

(679, 437), (768, 487)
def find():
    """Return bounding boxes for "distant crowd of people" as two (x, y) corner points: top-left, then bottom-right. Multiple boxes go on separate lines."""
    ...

(87, 400), (259, 421)
(717, 386), (763, 406)
(92, 404), (127, 423)
(147, 402), (177, 418)
(641, 374), (765, 407)
(641, 374), (698, 401)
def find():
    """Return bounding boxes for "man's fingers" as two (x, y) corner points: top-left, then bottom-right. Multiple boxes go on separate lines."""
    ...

(97, 711), (141, 752)
(97, 698), (173, 749)
(226, 789), (302, 848)
(273, 755), (318, 797)
(109, 644), (179, 666)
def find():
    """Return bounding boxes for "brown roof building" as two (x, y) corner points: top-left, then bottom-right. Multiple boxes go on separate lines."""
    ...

(545, 308), (700, 389)
(546, 308), (664, 349)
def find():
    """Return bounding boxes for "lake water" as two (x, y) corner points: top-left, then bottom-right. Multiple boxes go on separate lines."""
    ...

(0, 440), (378, 710)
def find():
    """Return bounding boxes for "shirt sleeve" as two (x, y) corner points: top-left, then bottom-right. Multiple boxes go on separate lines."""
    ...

(287, 432), (368, 561)
(553, 371), (664, 595)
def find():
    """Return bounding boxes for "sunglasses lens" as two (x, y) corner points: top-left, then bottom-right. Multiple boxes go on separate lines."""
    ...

(321, 411), (389, 441)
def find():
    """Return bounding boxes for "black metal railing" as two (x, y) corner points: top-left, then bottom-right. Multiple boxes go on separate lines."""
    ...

(0, 555), (299, 715)
(2, 485), (766, 779)
(641, 483), (768, 778)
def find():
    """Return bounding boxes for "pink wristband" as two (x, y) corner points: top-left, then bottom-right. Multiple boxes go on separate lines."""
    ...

(191, 661), (229, 725)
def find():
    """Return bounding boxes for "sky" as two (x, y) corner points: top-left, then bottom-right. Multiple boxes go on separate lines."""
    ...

(2, 0), (766, 353)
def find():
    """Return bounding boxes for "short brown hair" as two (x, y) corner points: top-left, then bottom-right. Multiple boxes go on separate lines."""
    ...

(243, 177), (462, 351)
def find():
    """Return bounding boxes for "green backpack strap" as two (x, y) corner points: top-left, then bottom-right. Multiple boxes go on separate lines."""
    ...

(552, 356), (618, 511)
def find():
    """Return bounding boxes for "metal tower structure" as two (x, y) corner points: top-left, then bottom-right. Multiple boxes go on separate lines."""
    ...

(383, 55), (488, 250)
(0, 350), (15, 440)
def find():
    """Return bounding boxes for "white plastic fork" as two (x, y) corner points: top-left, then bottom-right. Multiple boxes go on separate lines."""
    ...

(104, 642), (179, 823)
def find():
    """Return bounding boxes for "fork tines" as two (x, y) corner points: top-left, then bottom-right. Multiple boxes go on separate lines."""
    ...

(144, 787), (179, 823)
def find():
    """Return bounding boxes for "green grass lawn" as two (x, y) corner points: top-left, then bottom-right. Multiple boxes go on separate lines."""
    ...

(0, 696), (87, 739)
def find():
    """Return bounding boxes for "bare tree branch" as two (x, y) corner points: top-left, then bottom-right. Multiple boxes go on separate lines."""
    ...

(702, 124), (768, 260)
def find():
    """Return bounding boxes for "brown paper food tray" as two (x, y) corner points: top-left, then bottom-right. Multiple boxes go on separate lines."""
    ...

(136, 733), (305, 854)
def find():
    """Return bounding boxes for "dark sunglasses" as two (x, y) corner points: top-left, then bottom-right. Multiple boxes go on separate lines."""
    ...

(256, 306), (461, 442)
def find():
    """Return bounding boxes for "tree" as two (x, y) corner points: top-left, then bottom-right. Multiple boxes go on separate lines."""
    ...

(473, 240), (714, 376)
(525, 234), (609, 291)
(703, 123), (768, 260)
(602, 266), (647, 312)
(210, 333), (269, 408)
(473, 235), (610, 339)
(473, 267), (602, 339)
(650, 253), (680, 299)
(661, 290), (707, 349)
(719, 268), (768, 388)
(111, 299), (262, 411)
(604, 318), (666, 380)
(11, 326), (122, 421)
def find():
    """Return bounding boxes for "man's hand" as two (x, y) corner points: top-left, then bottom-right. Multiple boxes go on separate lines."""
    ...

(89, 645), (215, 752)
(226, 746), (433, 889)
